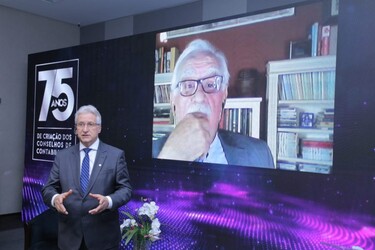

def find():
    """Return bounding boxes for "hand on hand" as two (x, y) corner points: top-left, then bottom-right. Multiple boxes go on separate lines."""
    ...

(88, 193), (109, 215)
(158, 112), (212, 161)
(54, 189), (73, 215)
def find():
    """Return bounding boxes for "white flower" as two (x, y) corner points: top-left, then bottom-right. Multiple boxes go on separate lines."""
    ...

(138, 201), (159, 220)
(120, 219), (130, 230)
(148, 218), (161, 242)
(151, 218), (160, 229)
(120, 218), (137, 230)
(121, 200), (162, 246)
(130, 219), (137, 227)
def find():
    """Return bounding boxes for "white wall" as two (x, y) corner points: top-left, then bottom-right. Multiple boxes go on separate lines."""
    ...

(0, 5), (79, 215)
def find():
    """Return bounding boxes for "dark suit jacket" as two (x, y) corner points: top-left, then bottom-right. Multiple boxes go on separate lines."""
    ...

(42, 141), (132, 250)
(153, 129), (275, 168)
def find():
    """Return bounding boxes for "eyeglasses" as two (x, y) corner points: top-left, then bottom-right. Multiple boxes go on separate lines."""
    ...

(76, 122), (99, 129)
(177, 75), (223, 97)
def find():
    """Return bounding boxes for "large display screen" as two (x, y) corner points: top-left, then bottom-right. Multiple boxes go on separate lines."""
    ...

(151, 1), (340, 174)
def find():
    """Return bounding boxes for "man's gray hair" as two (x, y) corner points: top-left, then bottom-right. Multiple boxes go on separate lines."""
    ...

(171, 39), (230, 92)
(75, 105), (102, 125)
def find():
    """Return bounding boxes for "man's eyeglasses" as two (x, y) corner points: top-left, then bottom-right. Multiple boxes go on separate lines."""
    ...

(177, 75), (223, 97)
(76, 122), (99, 129)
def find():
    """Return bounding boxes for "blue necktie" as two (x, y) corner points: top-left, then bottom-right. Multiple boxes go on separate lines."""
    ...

(80, 148), (91, 193)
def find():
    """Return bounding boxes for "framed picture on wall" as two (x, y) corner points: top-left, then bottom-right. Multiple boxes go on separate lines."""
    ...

(300, 112), (314, 128)
(331, 0), (339, 16)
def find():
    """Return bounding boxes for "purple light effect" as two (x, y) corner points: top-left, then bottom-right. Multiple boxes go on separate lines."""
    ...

(22, 167), (49, 222)
(118, 181), (375, 250)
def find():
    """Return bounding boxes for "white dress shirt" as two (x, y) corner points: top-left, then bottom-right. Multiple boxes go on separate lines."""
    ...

(52, 139), (113, 209)
(204, 133), (228, 164)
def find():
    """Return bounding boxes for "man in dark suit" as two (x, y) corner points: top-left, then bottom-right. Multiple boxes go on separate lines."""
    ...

(42, 105), (132, 250)
(152, 39), (274, 168)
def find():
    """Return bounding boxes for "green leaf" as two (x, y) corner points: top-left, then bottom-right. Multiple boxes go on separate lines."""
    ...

(124, 228), (139, 245)
(121, 211), (135, 220)
(122, 230), (132, 238)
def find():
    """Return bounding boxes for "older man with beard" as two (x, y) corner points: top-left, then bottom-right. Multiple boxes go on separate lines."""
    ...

(152, 39), (274, 168)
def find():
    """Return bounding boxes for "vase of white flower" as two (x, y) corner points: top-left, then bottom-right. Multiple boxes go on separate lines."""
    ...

(133, 238), (151, 250)
(121, 199), (161, 250)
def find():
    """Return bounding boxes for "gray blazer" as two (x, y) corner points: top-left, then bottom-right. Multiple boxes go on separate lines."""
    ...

(42, 141), (132, 250)
(153, 129), (275, 169)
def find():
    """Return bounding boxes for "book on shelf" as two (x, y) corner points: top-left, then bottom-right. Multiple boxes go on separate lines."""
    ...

(153, 117), (171, 125)
(170, 47), (180, 72)
(278, 71), (335, 100)
(154, 84), (171, 104)
(309, 22), (338, 57)
(320, 25), (331, 56)
(155, 49), (159, 74)
(298, 163), (331, 174)
(316, 121), (334, 129)
(157, 47), (165, 73)
(324, 108), (334, 114)
(278, 107), (299, 127)
(278, 108), (335, 129)
(315, 109), (334, 129)
(278, 162), (298, 171)
(165, 51), (171, 73)
(329, 25), (338, 55)
(220, 108), (252, 136)
(155, 46), (180, 73)
(320, 24), (338, 56)
(301, 139), (333, 161)
(240, 109), (252, 136)
(154, 106), (170, 117)
(290, 23), (337, 58)
(322, 116), (334, 121)
(277, 132), (299, 158)
(310, 22), (320, 57)
(153, 105), (174, 125)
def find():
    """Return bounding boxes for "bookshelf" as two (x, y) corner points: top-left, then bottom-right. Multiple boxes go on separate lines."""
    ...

(221, 98), (262, 139)
(153, 45), (180, 134)
(153, 72), (174, 134)
(266, 55), (336, 174)
(153, 72), (262, 139)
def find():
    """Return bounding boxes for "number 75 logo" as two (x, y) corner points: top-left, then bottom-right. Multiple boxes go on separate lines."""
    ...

(35, 59), (79, 123)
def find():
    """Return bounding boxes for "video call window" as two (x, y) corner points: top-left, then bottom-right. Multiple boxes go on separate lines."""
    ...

(152, 1), (338, 174)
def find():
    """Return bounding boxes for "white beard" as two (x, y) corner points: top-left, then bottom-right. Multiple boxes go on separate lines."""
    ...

(186, 103), (212, 117)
